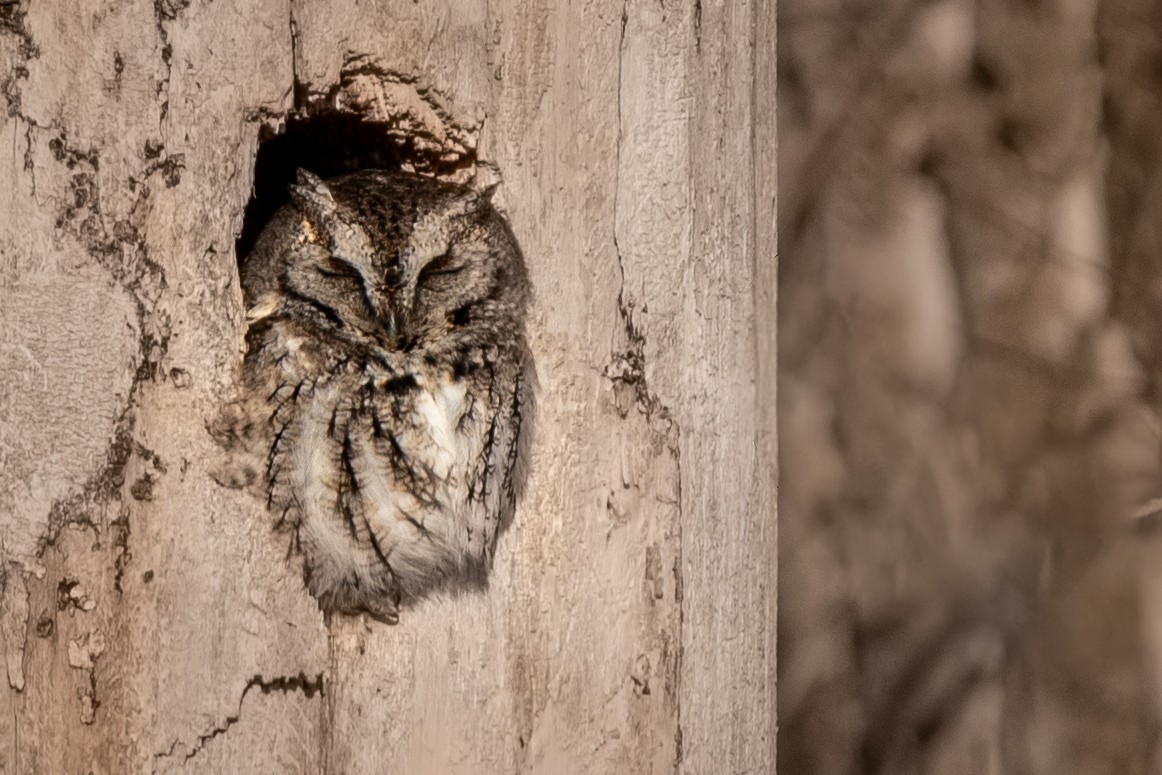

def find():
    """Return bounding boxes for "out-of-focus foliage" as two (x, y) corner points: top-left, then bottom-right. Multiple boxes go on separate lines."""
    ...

(779, 0), (1162, 770)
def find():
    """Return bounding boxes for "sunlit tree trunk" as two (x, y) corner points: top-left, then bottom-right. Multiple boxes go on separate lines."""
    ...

(0, 0), (776, 772)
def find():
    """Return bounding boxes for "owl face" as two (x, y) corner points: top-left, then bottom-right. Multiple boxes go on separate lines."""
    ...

(284, 169), (521, 356)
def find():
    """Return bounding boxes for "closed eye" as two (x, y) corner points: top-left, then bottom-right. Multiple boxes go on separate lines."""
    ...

(316, 256), (362, 280)
(417, 253), (465, 282)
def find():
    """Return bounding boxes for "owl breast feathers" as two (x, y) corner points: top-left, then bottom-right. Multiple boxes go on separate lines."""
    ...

(237, 168), (532, 623)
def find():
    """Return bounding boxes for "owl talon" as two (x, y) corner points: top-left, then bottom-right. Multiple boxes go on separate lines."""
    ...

(331, 598), (399, 625)
(366, 605), (400, 626)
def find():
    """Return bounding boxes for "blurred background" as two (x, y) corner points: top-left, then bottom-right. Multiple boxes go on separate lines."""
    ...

(778, 0), (1162, 771)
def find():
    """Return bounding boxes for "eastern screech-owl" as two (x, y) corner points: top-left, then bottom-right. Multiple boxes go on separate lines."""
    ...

(233, 168), (531, 624)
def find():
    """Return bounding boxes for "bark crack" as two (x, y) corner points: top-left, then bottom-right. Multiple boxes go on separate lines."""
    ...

(693, 0), (702, 52)
(152, 673), (324, 768)
(609, 5), (684, 770)
(289, 5), (300, 107)
(25, 125), (177, 557)
(3, 115), (180, 702)
(0, 0), (39, 118)
(607, 2), (677, 434)
(151, 0), (184, 125)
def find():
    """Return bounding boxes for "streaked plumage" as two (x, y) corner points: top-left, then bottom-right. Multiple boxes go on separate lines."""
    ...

(231, 169), (531, 623)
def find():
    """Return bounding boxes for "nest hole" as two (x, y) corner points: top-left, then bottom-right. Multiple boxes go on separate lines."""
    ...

(237, 99), (479, 264)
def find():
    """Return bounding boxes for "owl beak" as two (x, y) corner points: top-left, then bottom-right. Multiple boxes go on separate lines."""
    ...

(372, 291), (401, 349)
(357, 280), (397, 348)
(386, 310), (399, 344)
(371, 309), (400, 351)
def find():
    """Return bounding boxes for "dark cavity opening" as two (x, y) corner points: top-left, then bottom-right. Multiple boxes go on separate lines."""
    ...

(236, 111), (476, 262)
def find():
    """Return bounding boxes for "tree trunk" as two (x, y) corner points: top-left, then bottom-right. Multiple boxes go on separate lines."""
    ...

(0, 1), (776, 773)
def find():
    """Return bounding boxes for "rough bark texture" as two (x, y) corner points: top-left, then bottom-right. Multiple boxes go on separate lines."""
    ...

(0, 0), (775, 773)
(780, 0), (1162, 771)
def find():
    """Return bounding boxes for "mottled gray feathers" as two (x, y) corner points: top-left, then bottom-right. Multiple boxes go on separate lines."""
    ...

(225, 168), (532, 624)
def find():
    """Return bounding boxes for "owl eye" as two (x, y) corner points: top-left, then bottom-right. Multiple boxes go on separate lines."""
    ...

(417, 252), (465, 282)
(315, 256), (363, 280)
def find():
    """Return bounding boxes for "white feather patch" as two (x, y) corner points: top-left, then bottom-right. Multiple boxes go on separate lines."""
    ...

(414, 375), (469, 479)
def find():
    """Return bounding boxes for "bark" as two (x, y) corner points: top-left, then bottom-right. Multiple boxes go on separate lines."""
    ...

(0, 0), (775, 773)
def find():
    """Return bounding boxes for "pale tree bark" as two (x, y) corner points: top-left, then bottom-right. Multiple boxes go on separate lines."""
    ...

(0, 0), (775, 773)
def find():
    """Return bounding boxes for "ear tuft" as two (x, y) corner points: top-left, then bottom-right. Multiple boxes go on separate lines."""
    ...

(477, 182), (500, 204)
(446, 184), (498, 220)
(295, 168), (325, 189)
(289, 169), (336, 221)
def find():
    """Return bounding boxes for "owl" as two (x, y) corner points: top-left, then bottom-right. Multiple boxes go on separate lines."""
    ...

(231, 168), (532, 624)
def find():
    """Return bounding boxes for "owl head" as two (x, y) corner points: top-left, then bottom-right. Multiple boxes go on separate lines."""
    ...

(272, 168), (528, 357)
